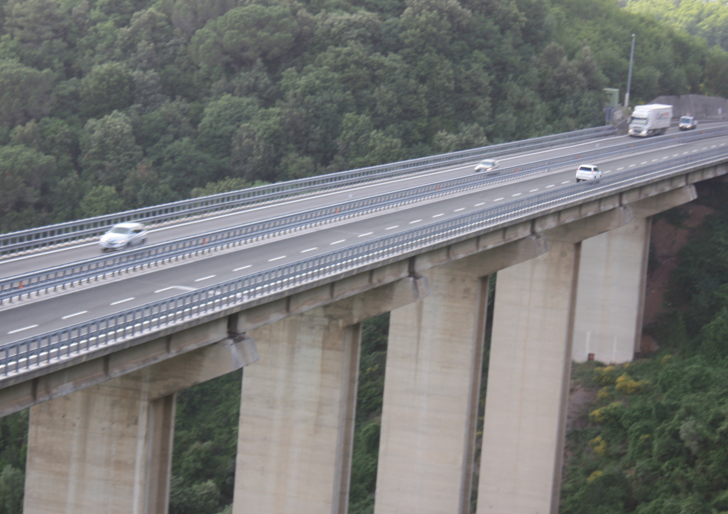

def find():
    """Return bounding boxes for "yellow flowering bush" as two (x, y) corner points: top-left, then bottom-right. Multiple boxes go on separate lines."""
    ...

(587, 470), (604, 483)
(589, 402), (624, 424)
(589, 436), (607, 457)
(594, 365), (618, 386)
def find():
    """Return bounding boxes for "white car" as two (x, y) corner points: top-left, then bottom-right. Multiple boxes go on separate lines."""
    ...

(575, 164), (602, 182)
(474, 159), (499, 173)
(99, 222), (148, 251)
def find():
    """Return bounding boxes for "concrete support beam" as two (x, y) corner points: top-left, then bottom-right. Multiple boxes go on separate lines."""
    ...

(572, 218), (651, 363)
(374, 258), (490, 514)
(477, 241), (580, 514)
(23, 336), (257, 514)
(233, 277), (428, 514)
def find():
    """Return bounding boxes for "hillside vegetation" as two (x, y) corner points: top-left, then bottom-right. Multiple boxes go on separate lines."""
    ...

(0, 0), (726, 233)
(560, 184), (728, 514)
(1, 0), (728, 512)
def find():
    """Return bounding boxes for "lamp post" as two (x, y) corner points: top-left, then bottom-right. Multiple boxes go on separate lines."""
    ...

(625, 34), (636, 108)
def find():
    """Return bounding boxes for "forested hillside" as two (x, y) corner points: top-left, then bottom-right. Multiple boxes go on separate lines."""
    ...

(560, 183), (728, 514)
(0, 0), (726, 233)
(624, 0), (728, 52)
(1, 0), (728, 512)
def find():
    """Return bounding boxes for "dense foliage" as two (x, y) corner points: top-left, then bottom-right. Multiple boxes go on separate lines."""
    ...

(624, 0), (728, 52)
(560, 188), (728, 514)
(0, 0), (726, 232)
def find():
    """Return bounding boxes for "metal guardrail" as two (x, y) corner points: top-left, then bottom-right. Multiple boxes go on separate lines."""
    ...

(2, 142), (728, 378)
(2, 124), (725, 304)
(0, 126), (617, 257)
(1, 125), (726, 305)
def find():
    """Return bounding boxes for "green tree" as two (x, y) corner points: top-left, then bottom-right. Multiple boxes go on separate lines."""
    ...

(81, 111), (143, 188)
(195, 94), (260, 159)
(0, 466), (23, 514)
(79, 63), (134, 120)
(0, 144), (55, 231)
(0, 59), (55, 127)
(188, 4), (302, 72)
(79, 185), (125, 217)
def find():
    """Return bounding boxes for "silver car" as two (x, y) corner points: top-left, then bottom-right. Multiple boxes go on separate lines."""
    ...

(474, 159), (499, 173)
(99, 222), (148, 251)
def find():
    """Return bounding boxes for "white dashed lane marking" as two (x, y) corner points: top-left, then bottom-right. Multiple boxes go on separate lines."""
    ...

(386, 225), (399, 230)
(62, 311), (88, 320)
(358, 232), (373, 237)
(195, 275), (216, 282)
(330, 239), (346, 245)
(300, 248), (317, 253)
(454, 208), (465, 212)
(111, 297), (135, 305)
(409, 219), (422, 224)
(433, 213), (444, 218)
(8, 324), (38, 335)
(268, 256), (286, 262)
(233, 265), (252, 271)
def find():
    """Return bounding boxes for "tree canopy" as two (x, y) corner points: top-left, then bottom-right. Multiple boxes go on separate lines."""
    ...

(0, 0), (724, 232)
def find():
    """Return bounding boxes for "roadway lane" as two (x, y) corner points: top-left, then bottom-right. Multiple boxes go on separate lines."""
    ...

(2, 133), (727, 344)
(0, 130), (650, 280)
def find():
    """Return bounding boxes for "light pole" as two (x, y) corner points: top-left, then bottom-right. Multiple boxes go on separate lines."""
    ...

(625, 34), (636, 108)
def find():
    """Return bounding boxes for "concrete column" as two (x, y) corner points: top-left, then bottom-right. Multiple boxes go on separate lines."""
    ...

(234, 310), (360, 514)
(374, 260), (489, 514)
(233, 277), (428, 514)
(572, 218), (651, 363)
(24, 337), (257, 514)
(477, 241), (580, 514)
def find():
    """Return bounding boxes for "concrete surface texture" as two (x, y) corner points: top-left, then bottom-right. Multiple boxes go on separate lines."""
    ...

(651, 94), (728, 119)
(234, 308), (361, 514)
(22, 338), (257, 514)
(233, 278), (428, 514)
(572, 218), (651, 363)
(477, 241), (580, 514)
(374, 258), (489, 514)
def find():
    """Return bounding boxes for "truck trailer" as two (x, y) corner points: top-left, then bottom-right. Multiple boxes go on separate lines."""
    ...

(628, 104), (673, 137)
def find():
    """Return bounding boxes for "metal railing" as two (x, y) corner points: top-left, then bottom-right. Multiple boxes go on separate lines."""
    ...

(0, 126), (617, 257)
(2, 143), (727, 378)
(1, 125), (726, 305)
(2, 124), (725, 305)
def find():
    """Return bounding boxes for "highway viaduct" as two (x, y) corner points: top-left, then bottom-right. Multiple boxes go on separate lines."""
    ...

(1, 126), (727, 514)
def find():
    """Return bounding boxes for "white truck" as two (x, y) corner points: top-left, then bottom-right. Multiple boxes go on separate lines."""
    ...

(628, 104), (673, 137)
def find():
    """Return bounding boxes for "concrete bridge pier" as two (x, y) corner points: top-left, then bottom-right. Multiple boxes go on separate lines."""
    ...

(476, 240), (580, 514)
(232, 276), (428, 514)
(374, 237), (545, 514)
(23, 335), (257, 514)
(572, 184), (698, 364)
(572, 218), (651, 363)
